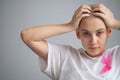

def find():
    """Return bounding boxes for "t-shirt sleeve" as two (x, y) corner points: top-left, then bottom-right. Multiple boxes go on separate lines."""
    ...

(115, 45), (120, 64)
(109, 45), (120, 69)
(39, 41), (71, 79)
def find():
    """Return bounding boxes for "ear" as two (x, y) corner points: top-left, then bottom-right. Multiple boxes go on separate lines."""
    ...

(107, 28), (112, 37)
(76, 29), (81, 39)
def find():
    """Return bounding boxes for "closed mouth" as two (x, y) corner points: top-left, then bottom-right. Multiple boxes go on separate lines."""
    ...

(89, 47), (99, 50)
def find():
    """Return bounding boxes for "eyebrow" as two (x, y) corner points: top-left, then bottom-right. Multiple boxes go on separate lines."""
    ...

(96, 28), (105, 32)
(81, 29), (89, 32)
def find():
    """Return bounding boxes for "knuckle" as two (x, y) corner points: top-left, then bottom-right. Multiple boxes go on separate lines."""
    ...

(80, 5), (86, 8)
(80, 5), (84, 8)
(98, 3), (104, 7)
(79, 8), (83, 11)
(76, 14), (80, 18)
(75, 10), (78, 14)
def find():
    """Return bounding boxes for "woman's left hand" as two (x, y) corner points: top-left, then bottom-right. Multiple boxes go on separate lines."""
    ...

(91, 3), (119, 29)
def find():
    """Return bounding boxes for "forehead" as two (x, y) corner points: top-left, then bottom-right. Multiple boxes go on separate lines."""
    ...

(79, 16), (106, 31)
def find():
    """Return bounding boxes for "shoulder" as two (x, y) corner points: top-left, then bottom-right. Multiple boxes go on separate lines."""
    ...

(47, 41), (74, 58)
(107, 45), (120, 62)
(47, 41), (83, 57)
(47, 41), (73, 52)
(107, 45), (120, 53)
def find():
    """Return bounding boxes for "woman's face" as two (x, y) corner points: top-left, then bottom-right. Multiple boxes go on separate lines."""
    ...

(76, 16), (112, 57)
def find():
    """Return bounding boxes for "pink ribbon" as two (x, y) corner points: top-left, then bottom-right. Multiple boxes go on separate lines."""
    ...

(101, 52), (112, 74)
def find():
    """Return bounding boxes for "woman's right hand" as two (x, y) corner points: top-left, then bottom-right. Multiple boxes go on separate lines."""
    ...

(69, 5), (92, 30)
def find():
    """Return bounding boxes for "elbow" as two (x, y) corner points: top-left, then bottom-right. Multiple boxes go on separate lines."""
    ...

(21, 30), (29, 44)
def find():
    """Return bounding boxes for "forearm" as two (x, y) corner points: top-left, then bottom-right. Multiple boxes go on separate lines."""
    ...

(21, 23), (74, 43)
(21, 5), (91, 43)
(116, 20), (120, 30)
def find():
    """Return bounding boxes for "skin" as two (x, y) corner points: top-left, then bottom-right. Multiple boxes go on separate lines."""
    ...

(21, 3), (120, 61)
(76, 16), (112, 57)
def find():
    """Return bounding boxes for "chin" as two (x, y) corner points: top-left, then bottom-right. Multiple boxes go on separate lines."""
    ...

(87, 50), (103, 57)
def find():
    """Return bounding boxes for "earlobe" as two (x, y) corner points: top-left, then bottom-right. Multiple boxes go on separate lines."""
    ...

(108, 28), (112, 37)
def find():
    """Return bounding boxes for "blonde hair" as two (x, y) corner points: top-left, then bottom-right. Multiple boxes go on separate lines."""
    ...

(78, 14), (108, 29)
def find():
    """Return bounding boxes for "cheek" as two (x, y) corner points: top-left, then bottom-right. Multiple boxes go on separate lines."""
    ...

(99, 35), (108, 46)
(81, 38), (89, 47)
(101, 33), (108, 41)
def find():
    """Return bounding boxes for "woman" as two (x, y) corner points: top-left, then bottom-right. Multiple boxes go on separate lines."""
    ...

(21, 3), (120, 80)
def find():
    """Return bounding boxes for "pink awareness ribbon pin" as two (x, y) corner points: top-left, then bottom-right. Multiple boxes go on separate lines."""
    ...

(101, 52), (112, 74)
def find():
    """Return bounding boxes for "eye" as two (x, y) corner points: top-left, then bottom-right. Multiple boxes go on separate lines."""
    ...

(96, 31), (103, 36)
(83, 32), (90, 37)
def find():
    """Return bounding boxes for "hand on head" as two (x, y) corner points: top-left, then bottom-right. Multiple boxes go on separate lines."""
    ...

(91, 3), (118, 29)
(70, 5), (92, 30)
(70, 3), (119, 30)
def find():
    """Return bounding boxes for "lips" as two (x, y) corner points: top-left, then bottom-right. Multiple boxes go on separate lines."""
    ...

(89, 47), (99, 50)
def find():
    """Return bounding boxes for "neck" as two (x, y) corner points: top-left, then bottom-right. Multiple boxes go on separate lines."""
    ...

(85, 51), (104, 58)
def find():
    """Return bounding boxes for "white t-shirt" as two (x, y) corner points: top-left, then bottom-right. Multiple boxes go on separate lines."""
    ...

(39, 42), (120, 80)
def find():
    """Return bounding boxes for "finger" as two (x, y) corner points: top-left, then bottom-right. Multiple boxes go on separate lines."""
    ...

(77, 13), (91, 23)
(76, 5), (92, 13)
(93, 12), (109, 28)
(93, 12), (107, 21)
(90, 3), (104, 9)
(73, 13), (90, 29)
(92, 7), (105, 14)
(80, 13), (91, 20)
(75, 8), (91, 17)
(75, 8), (91, 15)
(78, 13), (91, 26)
(90, 4), (98, 9)
(80, 5), (92, 10)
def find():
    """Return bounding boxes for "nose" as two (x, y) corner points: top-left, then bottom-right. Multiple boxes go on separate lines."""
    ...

(90, 34), (97, 45)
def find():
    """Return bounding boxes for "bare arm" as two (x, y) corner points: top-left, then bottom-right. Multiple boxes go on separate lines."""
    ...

(21, 23), (73, 60)
(116, 20), (120, 30)
(21, 5), (91, 61)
